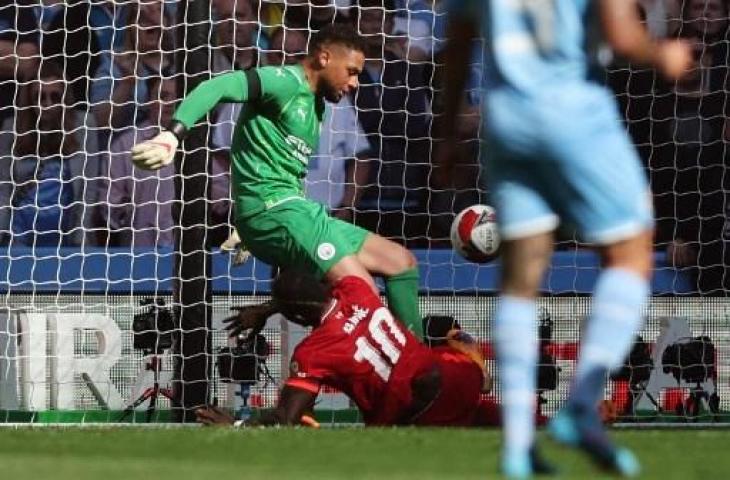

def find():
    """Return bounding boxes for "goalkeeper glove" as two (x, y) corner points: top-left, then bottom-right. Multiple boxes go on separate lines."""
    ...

(220, 229), (252, 266)
(131, 129), (179, 170)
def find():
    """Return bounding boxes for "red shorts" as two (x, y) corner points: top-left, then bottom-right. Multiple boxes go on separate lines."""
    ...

(413, 347), (484, 426)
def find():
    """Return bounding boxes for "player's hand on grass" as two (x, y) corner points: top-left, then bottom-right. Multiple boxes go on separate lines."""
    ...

(131, 130), (178, 170)
(656, 39), (694, 81)
(196, 406), (235, 426)
(223, 303), (277, 339)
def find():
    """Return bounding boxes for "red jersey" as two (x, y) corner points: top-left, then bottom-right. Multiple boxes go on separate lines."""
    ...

(413, 345), (485, 426)
(285, 276), (436, 425)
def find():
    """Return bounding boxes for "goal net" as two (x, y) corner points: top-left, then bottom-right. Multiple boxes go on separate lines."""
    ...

(0, 0), (728, 425)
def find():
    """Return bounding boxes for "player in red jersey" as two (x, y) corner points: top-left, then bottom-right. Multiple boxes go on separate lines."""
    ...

(196, 270), (497, 427)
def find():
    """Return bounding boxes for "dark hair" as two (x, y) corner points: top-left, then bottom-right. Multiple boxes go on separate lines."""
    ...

(309, 23), (367, 55)
(14, 61), (78, 157)
(271, 270), (327, 306)
(422, 315), (460, 348)
(350, 0), (396, 23)
(680, 0), (730, 41)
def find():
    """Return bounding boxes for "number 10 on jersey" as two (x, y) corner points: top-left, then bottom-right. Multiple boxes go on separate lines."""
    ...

(353, 307), (408, 382)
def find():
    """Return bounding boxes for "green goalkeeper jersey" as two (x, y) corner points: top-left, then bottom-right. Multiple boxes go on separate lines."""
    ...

(173, 65), (325, 218)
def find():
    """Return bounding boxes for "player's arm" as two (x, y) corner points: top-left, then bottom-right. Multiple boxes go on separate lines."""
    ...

(599, 0), (692, 81)
(130, 70), (261, 170)
(250, 385), (318, 426)
(195, 385), (318, 427)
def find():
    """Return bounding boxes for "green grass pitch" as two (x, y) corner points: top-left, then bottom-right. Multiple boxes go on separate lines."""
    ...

(1, 427), (727, 479)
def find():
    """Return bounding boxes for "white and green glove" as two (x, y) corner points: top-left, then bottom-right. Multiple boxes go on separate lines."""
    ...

(220, 229), (251, 266)
(131, 130), (179, 170)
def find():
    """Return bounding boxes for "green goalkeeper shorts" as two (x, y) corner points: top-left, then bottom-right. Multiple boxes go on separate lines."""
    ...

(236, 198), (370, 278)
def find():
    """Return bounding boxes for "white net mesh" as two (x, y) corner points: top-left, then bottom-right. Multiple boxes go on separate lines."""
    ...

(0, 0), (728, 424)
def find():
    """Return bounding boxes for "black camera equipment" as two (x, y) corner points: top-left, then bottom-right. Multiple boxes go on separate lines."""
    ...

(612, 336), (654, 385)
(217, 333), (273, 422)
(120, 298), (176, 422)
(535, 310), (561, 418)
(662, 335), (720, 419)
(537, 310), (560, 392)
(610, 335), (657, 416)
(662, 336), (715, 384)
(422, 315), (461, 348)
(217, 333), (271, 384)
(132, 298), (175, 353)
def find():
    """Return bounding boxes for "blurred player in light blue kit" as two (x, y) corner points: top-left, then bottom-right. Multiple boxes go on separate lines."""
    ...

(435, 0), (692, 477)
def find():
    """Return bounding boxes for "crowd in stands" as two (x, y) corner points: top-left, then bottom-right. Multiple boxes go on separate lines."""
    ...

(610, 0), (730, 293)
(0, 0), (728, 291)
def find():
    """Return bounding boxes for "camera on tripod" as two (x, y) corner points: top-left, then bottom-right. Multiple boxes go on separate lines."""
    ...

(611, 335), (654, 385)
(132, 298), (175, 353)
(217, 333), (270, 384)
(537, 310), (560, 392)
(121, 298), (176, 422)
(609, 335), (655, 417)
(422, 315), (460, 348)
(661, 335), (720, 418)
(662, 335), (715, 384)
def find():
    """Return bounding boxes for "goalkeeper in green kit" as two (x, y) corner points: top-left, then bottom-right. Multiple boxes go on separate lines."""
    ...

(131, 24), (423, 338)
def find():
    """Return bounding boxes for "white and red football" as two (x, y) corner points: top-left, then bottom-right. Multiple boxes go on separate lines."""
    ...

(450, 205), (500, 263)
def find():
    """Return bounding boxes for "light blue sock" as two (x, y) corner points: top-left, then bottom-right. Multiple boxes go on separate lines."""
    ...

(494, 295), (537, 462)
(570, 268), (649, 411)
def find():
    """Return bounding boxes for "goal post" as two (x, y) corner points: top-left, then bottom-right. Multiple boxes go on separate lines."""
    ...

(173, 0), (213, 424)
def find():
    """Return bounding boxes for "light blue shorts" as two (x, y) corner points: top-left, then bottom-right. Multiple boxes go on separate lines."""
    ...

(483, 88), (653, 244)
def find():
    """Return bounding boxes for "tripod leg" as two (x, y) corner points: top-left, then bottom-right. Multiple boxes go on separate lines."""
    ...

(119, 389), (155, 422)
(146, 354), (165, 423)
(146, 386), (159, 423)
(643, 389), (662, 412)
(160, 388), (175, 401)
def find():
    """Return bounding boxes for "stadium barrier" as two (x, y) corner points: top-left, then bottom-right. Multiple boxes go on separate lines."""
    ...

(2, 248), (727, 424)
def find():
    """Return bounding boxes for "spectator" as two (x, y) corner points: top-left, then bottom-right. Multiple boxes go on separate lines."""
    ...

(210, 0), (261, 150)
(0, 3), (39, 120)
(639, 0), (683, 37)
(207, 0), (265, 245)
(350, 0), (432, 240)
(265, 26), (308, 66)
(91, 1), (174, 133)
(393, 0), (443, 62)
(282, 0), (339, 31)
(681, 0), (727, 40)
(36, 0), (106, 111)
(307, 96), (373, 222)
(340, 0), (445, 60)
(212, 0), (260, 72)
(0, 62), (90, 247)
(429, 3), (484, 241)
(653, 0), (730, 293)
(102, 76), (178, 248)
(87, 2), (130, 55)
(664, 0), (684, 37)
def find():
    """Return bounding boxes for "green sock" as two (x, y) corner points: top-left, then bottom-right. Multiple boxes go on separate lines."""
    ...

(385, 267), (423, 339)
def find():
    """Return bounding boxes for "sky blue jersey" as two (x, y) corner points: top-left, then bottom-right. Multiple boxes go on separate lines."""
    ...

(449, 0), (600, 94)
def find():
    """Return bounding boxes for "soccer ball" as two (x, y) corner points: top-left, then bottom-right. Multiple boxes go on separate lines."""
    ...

(450, 205), (500, 263)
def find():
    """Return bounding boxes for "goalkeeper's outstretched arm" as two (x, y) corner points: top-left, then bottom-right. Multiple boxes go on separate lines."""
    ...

(131, 70), (261, 170)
